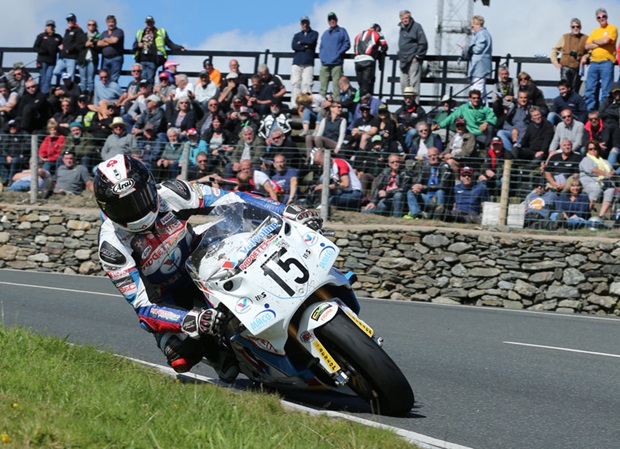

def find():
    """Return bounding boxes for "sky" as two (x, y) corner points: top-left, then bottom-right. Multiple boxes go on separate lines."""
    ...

(3, 0), (620, 96)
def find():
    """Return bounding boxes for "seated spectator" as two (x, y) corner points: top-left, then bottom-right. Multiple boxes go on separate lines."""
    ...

(410, 121), (443, 160)
(348, 93), (382, 130)
(262, 127), (303, 170)
(6, 167), (50, 192)
(62, 122), (98, 172)
(496, 90), (531, 153)
(38, 119), (65, 175)
(295, 92), (326, 137)
(336, 76), (358, 123)
(16, 79), (50, 133)
(479, 137), (513, 197)
(196, 98), (224, 136)
(237, 159), (279, 201)
(430, 94), (456, 142)
(345, 103), (379, 153)
(0, 120), (29, 186)
(394, 86), (427, 150)
(92, 69), (123, 108)
(376, 104), (401, 154)
(548, 108), (584, 155)
(52, 96), (77, 134)
(362, 153), (409, 217)
(444, 166), (489, 223)
(52, 150), (93, 195)
(167, 95), (197, 136)
(132, 94), (166, 137)
(312, 148), (363, 211)
(441, 117), (476, 174)
(117, 64), (143, 109)
(153, 71), (175, 104)
(404, 147), (453, 219)
(202, 115), (234, 173)
(182, 151), (219, 182)
(306, 101), (347, 159)
(258, 63), (286, 102)
(524, 176), (558, 229)
(492, 65), (515, 118)
(218, 72), (248, 111)
(551, 177), (591, 228)
(270, 153), (299, 204)
(156, 127), (183, 180)
(173, 74), (194, 103)
(547, 80), (588, 125)
(544, 138), (581, 192)
(49, 73), (81, 114)
(100, 117), (136, 161)
(516, 72), (548, 116)
(257, 100), (292, 139)
(227, 126), (264, 178)
(203, 59), (223, 89)
(133, 123), (163, 170)
(513, 106), (554, 162)
(123, 79), (151, 126)
(579, 140), (615, 219)
(599, 83), (620, 132)
(432, 89), (496, 148)
(583, 110), (614, 160)
(193, 70), (220, 115)
(0, 83), (18, 129)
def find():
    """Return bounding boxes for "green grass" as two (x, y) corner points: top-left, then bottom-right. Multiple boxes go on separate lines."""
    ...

(0, 325), (420, 449)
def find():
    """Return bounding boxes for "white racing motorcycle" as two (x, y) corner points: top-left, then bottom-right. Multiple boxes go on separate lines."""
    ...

(186, 200), (414, 416)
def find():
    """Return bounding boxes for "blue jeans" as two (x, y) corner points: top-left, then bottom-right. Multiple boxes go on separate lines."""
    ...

(407, 189), (445, 216)
(39, 62), (55, 95)
(404, 128), (419, 151)
(496, 129), (516, 152)
(546, 111), (562, 126)
(102, 55), (124, 83)
(362, 192), (405, 217)
(141, 61), (157, 86)
(302, 108), (319, 126)
(329, 189), (362, 211)
(53, 58), (77, 82)
(79, 60), (96, 92)
(585, 60), (614, 109)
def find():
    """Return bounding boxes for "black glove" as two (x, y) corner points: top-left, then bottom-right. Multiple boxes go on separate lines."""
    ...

(181, 308), (224, 339)
(158, 333), (203, 373)
(283, 204), (323, 231)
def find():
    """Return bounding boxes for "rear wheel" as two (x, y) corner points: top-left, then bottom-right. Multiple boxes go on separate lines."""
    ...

(315, 311), (414, 416)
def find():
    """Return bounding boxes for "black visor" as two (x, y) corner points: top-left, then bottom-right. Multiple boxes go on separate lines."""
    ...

(100, 181), (157, 226)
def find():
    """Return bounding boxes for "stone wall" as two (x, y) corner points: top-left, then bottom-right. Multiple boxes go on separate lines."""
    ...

(1, 205), (620, 316)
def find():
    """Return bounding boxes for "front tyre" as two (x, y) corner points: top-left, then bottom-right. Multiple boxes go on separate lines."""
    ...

(315, 311), (414, 416)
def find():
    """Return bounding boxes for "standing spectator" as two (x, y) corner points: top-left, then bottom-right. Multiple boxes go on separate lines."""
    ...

(52, 150), (93, 195)
(514, 106), (554, 162)
(544, 138), (581, 192)
(133, 15), (186, 85)
(363, 154), (409, 217)
(80, 19), (101, 99)
(53, 13), (86, 84)
(16, 79), (50, 133)
(33, 19), (62, 96)
(397, 9), (428, 95)
(404, 147), (453, 219)
(291, 16), (318, 104)
(463, 15), (493, 103)
(271, 153), (299, 205)
(551, 18), (588, 92)
(548, 109), (585, 155)
(445, 166), (489, 223)
(547, 80), (588, 125)
(353, 24), (388, 97)
(97, 15), (125, 83)
(318, 12), (350, 98)
(584, 8), (618, 110)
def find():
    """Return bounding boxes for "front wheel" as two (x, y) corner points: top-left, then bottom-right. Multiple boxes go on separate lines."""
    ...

(315, 311), (414, 416)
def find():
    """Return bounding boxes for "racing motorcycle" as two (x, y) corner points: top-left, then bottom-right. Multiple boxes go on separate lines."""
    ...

(186, 199), (414, 416)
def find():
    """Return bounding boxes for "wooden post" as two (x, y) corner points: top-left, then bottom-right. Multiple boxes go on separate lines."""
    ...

(499, 159), (512, 226)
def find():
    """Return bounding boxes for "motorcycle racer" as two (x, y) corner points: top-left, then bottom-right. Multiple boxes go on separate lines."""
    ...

(94, 154), (321, 379)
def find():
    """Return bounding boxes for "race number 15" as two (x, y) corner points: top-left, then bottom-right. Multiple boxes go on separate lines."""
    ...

(261, 247), (309, 296)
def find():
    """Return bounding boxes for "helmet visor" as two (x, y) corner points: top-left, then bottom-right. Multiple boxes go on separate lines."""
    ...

(100, 182), (158, 226)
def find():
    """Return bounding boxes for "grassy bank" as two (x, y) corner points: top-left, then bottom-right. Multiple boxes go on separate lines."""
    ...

(0, 325), (419, 449)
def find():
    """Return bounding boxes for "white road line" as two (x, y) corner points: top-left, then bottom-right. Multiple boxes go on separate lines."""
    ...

(0, 281), (118, 297)
(123, 356), (474, 449)
(504, 341), (620, 358)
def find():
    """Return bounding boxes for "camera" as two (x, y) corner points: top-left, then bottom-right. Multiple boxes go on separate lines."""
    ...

(569, 50), (578, 58)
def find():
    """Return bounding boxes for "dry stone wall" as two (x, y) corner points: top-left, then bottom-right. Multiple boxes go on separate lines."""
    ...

(1, 205), (619, 316)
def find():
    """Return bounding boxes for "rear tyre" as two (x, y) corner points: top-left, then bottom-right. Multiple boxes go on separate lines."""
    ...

(315, 311), (414, 416)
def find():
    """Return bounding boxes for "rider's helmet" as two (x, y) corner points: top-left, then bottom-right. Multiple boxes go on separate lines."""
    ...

(94, 154), (159, 232)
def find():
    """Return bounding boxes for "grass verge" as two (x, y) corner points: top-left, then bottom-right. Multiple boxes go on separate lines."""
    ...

(0, 325), (419, 449)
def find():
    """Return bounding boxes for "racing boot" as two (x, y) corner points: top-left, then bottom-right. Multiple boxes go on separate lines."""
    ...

(201, 335), (240, 383)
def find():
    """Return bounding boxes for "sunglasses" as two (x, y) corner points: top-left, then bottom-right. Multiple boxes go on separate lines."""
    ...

(197, 160), (208, 163)
(597, 15), (607, 19)
(571, 25), (581, 29)
(561, 115), (572, 119)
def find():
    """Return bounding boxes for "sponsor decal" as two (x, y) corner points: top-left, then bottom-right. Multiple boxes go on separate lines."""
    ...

(311, 303), (333, 321)
(318, 306), (336, 323)
(99, 241), (127, 265)
(239, 236), (277, 270)
(345, 311), (374, 337)
(312, 340), (340, 373)
(245, 335), (278, 354)
(303, 232), (318, 246)
(162, 179), (191, 199)
(111, 178), (135, 196)
(254, 292), (266, 302)
(235, 297), (253, 314)
(239, 222), (280, 254)
(151, 308), (182, 322)
(118, 283), (137, 295)
(302, 249), (311, 259)
(318, 245), (336, 270)
(249, 309), (276, 332)
(300, 331), (313, 343)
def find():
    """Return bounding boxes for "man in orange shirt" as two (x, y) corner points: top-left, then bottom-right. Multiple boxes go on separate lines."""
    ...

(584, 8), (617, 109)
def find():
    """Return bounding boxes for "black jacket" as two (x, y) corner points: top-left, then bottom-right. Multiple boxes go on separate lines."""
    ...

(410, 160), (453, 193)
(60, 25), (86, 61)
(33, 31), (63, 65)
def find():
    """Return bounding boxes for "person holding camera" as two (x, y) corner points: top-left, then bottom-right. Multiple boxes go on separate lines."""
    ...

(551, 18), (588, 93)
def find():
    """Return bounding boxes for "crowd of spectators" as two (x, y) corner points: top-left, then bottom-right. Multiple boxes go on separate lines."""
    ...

(1, 8), (620, 229)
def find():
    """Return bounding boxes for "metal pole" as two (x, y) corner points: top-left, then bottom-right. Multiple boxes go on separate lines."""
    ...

(498, 159), (512, 226)
(30, 134), (38, 204)
(320, 149), (331, 222)
(180, 144), (189, 181)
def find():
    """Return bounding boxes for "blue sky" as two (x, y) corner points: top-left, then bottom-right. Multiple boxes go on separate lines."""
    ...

(3, 0), (620, 93)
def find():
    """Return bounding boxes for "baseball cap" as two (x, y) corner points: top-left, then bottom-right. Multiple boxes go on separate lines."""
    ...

(146, 94), (160, 103)
(359, 103), (371, 110)
(371, 135), (382, 143)
(300, 16), (310, 23)
(138, 79), (149, 86)
(491, 137), (502, 144)
(77, 94), (88, 102)
(378, 104), (388, 113)
(187, 128), (198, 136)
(327, 12), (338, 20)
(46, 19), (55, 27)
(158, 72), (169, 79)
(199, 70), (209, 78)
(61, 72), (71, 80)
(145, 15), (155, 23)
(226, 72), (238, 80)
(164, 60), (179, 69)
(455, 118), (466, 126)
(8, 119), (17, 126)
(13, 62), (24, 70)
(66, 13), (76, 21)
(461, 166), (474, 175)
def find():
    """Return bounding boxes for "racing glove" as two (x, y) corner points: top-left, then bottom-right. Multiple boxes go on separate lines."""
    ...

(283, 204), (323, 231)
(181, 308), (224, 339)
(157, 333), (203, 373)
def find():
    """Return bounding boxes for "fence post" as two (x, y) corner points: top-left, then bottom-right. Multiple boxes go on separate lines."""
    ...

(180, 144), (189, 181)
(30, 134), (38, 204)
(499, 159), (512, 226)
(320, 149), (331, 222)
